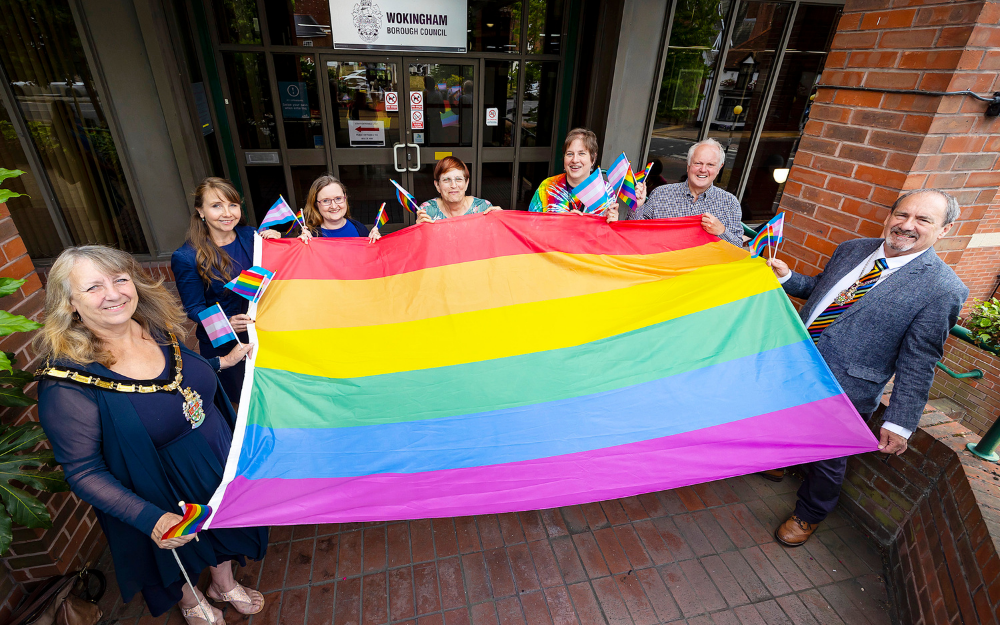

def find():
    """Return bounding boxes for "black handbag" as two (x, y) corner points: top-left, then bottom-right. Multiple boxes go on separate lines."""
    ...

(8, 569), (106, 625)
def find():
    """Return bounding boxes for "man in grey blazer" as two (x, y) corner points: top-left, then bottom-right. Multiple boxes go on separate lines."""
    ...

(766, 189), (968, 546)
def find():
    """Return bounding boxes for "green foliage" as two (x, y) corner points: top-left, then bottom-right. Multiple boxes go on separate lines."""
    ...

(655, 0), (727, 125)
(0, 268), (67, 554)
(0, 168), (25, 206)
(967, 298), (1000, 349)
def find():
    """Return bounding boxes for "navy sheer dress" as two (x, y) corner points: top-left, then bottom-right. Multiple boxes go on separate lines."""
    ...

(171, 226), (255, 402)
(37, 342), (267, 616)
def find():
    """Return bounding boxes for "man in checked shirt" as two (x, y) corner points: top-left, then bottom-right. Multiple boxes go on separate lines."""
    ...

(630, 138), (744, 247)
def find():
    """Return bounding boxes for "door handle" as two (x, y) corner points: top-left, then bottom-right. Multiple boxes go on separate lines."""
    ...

(392, 143), (406, 173)
(407, 143), (421, 172)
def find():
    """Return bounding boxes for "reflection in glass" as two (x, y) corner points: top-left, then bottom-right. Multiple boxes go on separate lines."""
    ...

(521, 61), (557, 147)
(223, 52), (278, 149)
(649, 0), (730, 183)
(266, 0), (332, 47)
(274, 55), (322, 149)
(515, 161), (549, 211)
(482, 162), (513, 209)
(214, 0), (262, 44)
(408, 64), (475, 148)
(468, 0), (521, 53)
(0, 0), (147, 255)
(707, 2), (790, 192)
(527, 0), (563, 54)
(338, 165), (402, 227)
(483, 61), (518, 147)
(411, 164), (441, 206)
(245, 165), (286, 225)
(290, 165), (329, 213)
(328, 61), (399, 149)
(0, 102), (61, 258)
(741, 5), (841, 221)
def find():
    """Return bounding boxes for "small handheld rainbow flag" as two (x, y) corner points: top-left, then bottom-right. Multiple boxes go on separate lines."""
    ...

(224, 266), (275, 303)
(258, 196), (298, 232)
(605, 153), (630, 193)
(373, 202), (388, 229)
(390, 179), (420, 214)
(749, 213), (785, 258)
(635, 162), (654, 184)
(163, 503), (213, 539)
(618, 164), (638, 210)
(197, 303), (238, 347)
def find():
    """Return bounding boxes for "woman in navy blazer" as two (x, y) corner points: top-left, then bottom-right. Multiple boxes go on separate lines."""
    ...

(171, 178), (277, 404)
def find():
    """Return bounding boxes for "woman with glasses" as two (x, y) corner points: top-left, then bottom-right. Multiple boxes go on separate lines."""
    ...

(415, 156), (501, 223)
(266, 174), (380, 243)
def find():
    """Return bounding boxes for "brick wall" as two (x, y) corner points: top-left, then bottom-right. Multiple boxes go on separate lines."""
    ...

(930, 335), (1000, 436)
(778, 0), (1000, 275)
(840, 402), (1000, 624)
(0, 234), (189, 620)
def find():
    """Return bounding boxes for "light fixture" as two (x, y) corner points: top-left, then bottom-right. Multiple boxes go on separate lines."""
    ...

(773, 168), (790, 184)
(486, 23), (494, 27)
(733, 104), (743, 115)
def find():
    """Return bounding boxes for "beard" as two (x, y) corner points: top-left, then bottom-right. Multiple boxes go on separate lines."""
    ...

(886, 226), (918, 252)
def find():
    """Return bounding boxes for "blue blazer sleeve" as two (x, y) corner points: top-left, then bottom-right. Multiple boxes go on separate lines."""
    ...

(170, 243), (208, 324)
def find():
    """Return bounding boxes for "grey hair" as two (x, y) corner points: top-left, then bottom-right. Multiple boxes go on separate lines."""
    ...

(891, 189), (960, 226)
(687, 138), (727, 167)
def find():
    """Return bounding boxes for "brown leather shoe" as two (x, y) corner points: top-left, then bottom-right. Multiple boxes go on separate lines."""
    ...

(759, 468), (785, 482)
(775, 515), (817, 547)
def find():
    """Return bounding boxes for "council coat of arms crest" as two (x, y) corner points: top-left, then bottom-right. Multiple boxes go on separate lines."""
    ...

(353, 0), (381, 43)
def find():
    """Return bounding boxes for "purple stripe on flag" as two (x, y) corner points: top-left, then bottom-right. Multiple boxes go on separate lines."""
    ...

(208, 393), (874, 526)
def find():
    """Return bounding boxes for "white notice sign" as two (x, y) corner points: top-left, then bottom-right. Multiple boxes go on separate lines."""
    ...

(410, 91), (423, 111)
(331, 0), (468, 53)
(486, 107), (499, 126)
(385, 92), (398, 112)
(411, 110), (424, 130)
(348, 120), (386, 146)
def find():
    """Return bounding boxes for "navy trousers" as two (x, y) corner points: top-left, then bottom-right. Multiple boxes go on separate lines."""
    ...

(793, 411), (874, 524)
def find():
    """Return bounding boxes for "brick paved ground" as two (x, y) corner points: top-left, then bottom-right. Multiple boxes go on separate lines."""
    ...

(93, 473), (892, 624)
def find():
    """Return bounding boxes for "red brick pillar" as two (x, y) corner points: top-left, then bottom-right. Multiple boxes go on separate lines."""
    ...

(0, 202), (105, 621)
(778, 0), (1000, 276)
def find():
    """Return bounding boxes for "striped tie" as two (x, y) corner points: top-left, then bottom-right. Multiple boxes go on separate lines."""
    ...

(806, 259), (888, 343)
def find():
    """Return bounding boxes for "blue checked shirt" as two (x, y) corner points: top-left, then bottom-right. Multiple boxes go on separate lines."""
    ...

(629, 182), (744, 247)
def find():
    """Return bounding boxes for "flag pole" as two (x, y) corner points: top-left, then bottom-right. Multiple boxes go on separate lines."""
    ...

(170, 501), (210, 622)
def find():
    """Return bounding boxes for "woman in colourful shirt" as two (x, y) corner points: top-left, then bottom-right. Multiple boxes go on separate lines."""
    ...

(528, 128), (647, 220)
(416, 156), (502, 223)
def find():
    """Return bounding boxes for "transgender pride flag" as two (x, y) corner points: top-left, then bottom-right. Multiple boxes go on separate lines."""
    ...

(202, 212), (876, 528)
(197, 303), (238, 347)
(570, 169), (611, 215)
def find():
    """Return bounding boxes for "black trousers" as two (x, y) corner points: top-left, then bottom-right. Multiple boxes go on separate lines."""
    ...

(792, 411), (874, 524)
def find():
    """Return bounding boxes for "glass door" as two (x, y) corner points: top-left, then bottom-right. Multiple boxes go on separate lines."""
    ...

(322, 56), (411, 230)
(400, 58), (478, 207)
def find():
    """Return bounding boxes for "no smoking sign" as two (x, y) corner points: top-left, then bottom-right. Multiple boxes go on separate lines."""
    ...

(385, 92), (398, 112)
(411, 110), (424, 130)
(486, 107), (499, 127)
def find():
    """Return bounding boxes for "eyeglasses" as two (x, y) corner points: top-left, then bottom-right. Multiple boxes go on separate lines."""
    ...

(317, 197), (347, 207)
(438, 177), (466, 186)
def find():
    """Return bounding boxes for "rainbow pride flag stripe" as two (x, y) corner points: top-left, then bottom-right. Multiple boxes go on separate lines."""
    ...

(204, 212), (876, 527)
(224, 266), (275, 302)
(163, 503), (212, 539)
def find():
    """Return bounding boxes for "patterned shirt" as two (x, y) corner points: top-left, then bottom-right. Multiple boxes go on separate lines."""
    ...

(528, 174), (617, 214)
(419, 197), (493, 220)
(630, 182), (744, 247)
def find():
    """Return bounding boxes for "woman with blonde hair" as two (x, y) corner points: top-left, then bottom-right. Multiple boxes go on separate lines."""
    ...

(172, 177), (267, 404)
(267, 174), (381, 243)
(35, 246), (266, 624)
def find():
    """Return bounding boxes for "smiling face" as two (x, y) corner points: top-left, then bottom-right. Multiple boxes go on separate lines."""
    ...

(433, 168), (469, 204)
(198, 189), (241, 236)
(687, 144), (723, 194)
(882, 192), (954, 257)
(69, 258), (138, 337)
(316, 182), (348, 227)
(563, 138), (595, 187)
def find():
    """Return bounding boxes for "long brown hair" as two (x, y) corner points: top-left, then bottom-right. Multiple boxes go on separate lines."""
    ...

(186, 177), (244, 284)
(33, 246), (188, 367)
(302, 175), (350, 234)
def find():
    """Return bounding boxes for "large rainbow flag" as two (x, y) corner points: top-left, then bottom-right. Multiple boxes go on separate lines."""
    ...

(204, 212), (877, 528)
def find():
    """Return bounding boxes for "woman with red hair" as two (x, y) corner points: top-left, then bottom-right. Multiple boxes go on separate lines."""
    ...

(415, 156), (502, 223)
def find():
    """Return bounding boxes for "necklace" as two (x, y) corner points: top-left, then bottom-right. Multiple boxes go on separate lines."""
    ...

(35, 333), (207, 429)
